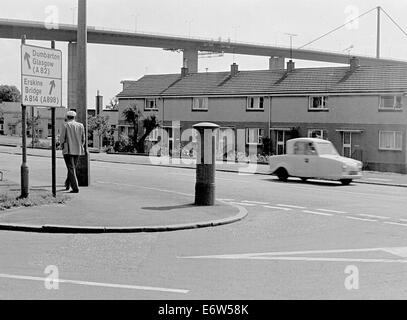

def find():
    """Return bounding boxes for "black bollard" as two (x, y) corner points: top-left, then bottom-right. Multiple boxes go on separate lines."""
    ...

(193, 122), (219, 206)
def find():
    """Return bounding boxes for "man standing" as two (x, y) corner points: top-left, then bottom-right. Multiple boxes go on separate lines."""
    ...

(60, 110), (85, 193)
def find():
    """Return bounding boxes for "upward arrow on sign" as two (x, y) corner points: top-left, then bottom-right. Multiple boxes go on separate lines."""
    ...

(24, 52), (31, 69)
(49, 80), (55, 95)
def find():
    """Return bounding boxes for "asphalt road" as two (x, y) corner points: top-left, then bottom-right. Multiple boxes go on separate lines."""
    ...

(1, 152), (407, 299)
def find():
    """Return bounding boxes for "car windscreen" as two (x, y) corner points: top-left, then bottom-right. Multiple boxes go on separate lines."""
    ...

(316, 142), (339, 155)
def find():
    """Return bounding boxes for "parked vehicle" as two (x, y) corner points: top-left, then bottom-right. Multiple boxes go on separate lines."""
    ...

(269, 138), (362, 185)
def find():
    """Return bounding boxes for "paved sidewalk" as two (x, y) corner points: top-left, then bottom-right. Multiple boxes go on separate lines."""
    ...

(1, 145), (407, 188)
(0, 177), (247, 233)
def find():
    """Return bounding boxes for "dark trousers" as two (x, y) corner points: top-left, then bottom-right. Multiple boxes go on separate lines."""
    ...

(63, 154), (80, 192)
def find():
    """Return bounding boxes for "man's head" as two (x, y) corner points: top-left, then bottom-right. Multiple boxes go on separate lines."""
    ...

(66, 110), (77, 120)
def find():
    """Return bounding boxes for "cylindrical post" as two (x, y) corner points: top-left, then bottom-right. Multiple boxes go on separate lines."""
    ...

(21, 104), (29, 198)
(193, 122), (219, 206)
(76, 0), (90, 186)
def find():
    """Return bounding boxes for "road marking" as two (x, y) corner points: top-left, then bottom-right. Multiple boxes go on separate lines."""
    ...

(366, 178), (392, 182)
(263, 205), (292, 211)
(384, 222), (407, 227)
(180, 246), (407, 264)
(302, 210), (333, 216)
(0, 273), (189, 294)
(358, 213), (390, 220)
(277, 204), (307, 209)
(345, 216), (377, 222)
(316, 209), (347, 214)
(242, 200), (269, 205)
(217, 198), (235, 201)
(229, 202), (256, 207)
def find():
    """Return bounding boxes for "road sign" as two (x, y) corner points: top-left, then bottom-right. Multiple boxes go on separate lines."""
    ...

(21, 44), (62, 108)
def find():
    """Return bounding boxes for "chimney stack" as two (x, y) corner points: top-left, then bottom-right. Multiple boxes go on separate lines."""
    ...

(349, 56), (360, 72)
(286, 60), (295, 72)
(230, 63), (239, 77)
(181, 58), (189, 77)
(95, 90), (103, 115)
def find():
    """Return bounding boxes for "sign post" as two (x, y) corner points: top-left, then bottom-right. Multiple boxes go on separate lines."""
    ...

(21, 38), (62, 198)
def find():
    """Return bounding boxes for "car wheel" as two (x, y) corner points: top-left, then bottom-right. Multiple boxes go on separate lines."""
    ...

(340, 179), (352, 185)
(276, 168), (289, 182)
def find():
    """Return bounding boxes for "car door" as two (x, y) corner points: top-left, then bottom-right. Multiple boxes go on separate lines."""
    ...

(291, 141), (312, 177)
(303, 141), (319, 177)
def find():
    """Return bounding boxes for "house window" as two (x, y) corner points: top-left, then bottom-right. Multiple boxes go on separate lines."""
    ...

(0, 117), (4, 135)
(145, 98), (158, 110)
(309, 96), (328, 110)
(379, 131), (402, 151)
(379, 95), (403, 110)
(247, 97), (265, 110)
(307, 129), (327, 140)
(192, 97), (208, 110)
(246, 128), (264, 145)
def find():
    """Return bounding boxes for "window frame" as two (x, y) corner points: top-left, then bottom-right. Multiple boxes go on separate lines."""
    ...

(379, 130), (403, 151)
(192, 97), (209, 111)
(308, 96), (329, 111)
(379, 95), (403, 111)
(307, 128), (327, 140)
(246, 96), (265, 111)
(246, 128), (264, 145)
(144, 98), (158, 111)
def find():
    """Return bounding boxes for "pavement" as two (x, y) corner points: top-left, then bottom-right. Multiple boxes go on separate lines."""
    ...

(0, 145), (248, 233)
(0, 143), (406, 234)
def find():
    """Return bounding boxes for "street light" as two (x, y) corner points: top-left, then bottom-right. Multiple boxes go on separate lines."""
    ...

(132, 14), (140, 32)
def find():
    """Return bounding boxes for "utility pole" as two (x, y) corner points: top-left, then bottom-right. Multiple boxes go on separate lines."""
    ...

(376, 6), (381, 59)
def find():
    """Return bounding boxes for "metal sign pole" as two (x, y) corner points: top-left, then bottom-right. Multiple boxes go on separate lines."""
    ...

(51, 40), (56, 197)
(20, 35), (29, 198)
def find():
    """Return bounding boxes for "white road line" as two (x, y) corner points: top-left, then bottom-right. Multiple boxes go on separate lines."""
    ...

(181, 247), (407, 259)
(384, 222), (407, 227)
(366, 178), (392, 182)
(302, 210), (333, 216)
(242, 200), (270, 205)
(358, 213), (390, 220)
(217, 198), (235, 201)
(245, 257), (407, 264)
(263, 205), (292, 211)
(345, 216), (377, 222)
(229, 202), (256, 207)
(316, 209), (347, 214)
(0, 273), (189, 294)
(277, 204), (307, 209)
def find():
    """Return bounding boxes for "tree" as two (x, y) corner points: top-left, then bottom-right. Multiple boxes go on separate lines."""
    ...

(0, 85), (21, 102)
(107, 96), (119, 110)
(88, 115), (111, 150)
(122, 104), (142, 150)
(122, 103), (160, 153)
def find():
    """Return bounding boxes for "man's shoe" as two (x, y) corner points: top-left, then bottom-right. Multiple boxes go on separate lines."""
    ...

(69, 190), (79, 193)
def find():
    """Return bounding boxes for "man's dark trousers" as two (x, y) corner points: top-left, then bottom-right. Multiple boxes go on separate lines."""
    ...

(63, 154), (80, 192)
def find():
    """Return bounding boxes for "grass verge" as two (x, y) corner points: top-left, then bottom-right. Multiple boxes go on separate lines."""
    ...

(0, 189), (70, 211)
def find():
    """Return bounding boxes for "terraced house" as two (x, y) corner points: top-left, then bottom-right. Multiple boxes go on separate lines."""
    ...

(116, 57), (407, 173)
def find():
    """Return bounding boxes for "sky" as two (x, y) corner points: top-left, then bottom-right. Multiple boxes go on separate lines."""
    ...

(1, 0), (407, 108)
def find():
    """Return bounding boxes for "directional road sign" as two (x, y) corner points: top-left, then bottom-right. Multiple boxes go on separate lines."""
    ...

(21, 44), (62, 107)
